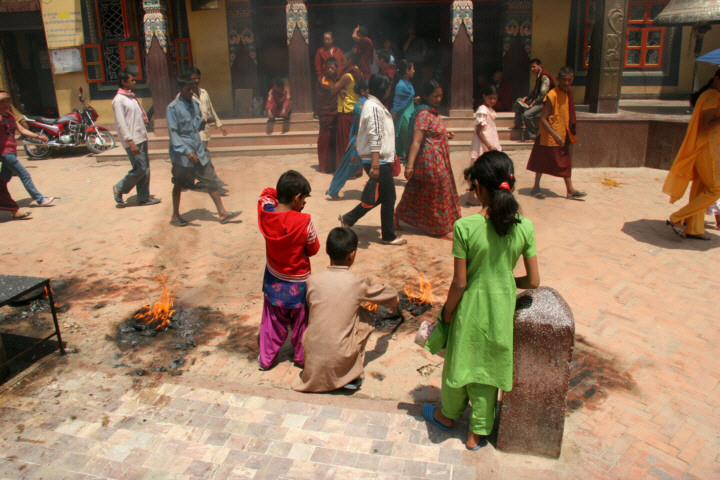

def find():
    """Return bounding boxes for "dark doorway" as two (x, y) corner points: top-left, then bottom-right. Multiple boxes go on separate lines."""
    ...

(0, 12), (57, 117)
(307, 2), (452, 111)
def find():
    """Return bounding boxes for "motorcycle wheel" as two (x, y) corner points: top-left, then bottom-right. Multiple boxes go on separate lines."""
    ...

(85, 129), (115, 154)
(23, 128), (51, 159)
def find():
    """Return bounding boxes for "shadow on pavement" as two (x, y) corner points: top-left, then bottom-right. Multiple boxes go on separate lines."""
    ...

(622, 219), (718, 251)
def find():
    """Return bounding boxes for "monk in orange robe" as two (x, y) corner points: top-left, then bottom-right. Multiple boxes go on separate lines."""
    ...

(527, 66), (586, 200)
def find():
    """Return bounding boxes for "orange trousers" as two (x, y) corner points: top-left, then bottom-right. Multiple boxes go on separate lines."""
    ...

(670, 148), (720, 235)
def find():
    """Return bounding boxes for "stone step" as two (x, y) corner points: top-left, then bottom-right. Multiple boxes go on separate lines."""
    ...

(147, 113), (517, 137)
(93, 139), (532, 163)
(146, 131), (320, 150)
(149, 117), (320, 136)
(143, 126), (524, 151)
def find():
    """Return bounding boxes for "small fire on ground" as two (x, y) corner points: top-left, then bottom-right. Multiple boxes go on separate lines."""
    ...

(133, 276), (174, 332)
(363, 275), (435, 330)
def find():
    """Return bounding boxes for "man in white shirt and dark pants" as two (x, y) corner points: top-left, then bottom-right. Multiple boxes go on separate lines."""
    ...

(340, 74), (406, 246)
(112, 70), (160, 208)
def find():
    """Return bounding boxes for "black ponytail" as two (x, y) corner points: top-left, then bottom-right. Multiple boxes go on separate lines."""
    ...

(691, 68), (720, 107)
(464, 151), (520, 236)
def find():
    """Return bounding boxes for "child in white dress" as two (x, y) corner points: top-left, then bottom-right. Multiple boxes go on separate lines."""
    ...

(470, 85), (502, 162)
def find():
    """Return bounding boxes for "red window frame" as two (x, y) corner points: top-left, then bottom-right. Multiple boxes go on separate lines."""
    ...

(81, 44), (105, 83)
(119, 41), (143, 80)
(94, 0), (130, 40)
(581, 0), (596, 69)
(174, 38), (193, 76)
(624, 0), (667, 69)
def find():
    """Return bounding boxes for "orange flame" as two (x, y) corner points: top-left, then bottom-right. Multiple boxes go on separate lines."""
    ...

(134, 276), (174, 330)
(363, 302), (378, 314)
(403, 275), (433, 305)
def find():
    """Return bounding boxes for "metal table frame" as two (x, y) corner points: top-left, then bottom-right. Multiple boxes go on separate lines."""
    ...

(0, 276), (64, 370)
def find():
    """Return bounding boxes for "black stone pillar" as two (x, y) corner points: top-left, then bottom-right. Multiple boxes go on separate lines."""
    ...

(586, 0), (627, 114)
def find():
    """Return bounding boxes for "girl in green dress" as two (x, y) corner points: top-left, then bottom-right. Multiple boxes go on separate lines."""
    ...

(422, 150), (540, 450)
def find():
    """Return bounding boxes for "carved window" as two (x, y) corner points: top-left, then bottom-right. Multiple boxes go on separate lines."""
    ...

(81, 0), (144, 85)
(624, 0), (667, 69)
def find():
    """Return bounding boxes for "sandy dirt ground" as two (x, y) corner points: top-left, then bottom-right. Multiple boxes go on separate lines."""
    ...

(1, 148), (719, 478)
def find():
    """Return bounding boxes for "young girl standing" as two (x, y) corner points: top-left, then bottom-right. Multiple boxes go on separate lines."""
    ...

(422, 151), (540, 450)
(470, 85), (502, 162)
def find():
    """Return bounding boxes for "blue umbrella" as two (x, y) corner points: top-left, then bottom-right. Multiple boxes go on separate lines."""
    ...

(697, 48), (720, 64)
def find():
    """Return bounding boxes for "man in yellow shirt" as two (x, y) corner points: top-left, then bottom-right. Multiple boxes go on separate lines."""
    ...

(526, 66), (586, 200)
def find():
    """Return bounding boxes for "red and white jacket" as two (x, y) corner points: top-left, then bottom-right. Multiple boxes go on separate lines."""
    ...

(258, 188), (320, 282)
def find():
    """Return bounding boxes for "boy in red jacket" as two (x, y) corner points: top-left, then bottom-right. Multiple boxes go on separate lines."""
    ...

(257, 170), (320, 370)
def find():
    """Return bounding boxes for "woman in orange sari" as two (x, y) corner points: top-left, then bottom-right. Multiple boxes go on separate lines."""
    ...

(664, 69), (720, 240)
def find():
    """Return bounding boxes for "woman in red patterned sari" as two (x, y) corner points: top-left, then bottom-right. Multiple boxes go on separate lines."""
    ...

(395, 80), (460, 236)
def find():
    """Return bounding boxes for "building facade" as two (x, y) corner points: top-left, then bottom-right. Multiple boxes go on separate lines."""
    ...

(1, 0), (718, 121)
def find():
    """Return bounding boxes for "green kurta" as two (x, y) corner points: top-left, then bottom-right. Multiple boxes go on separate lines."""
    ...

(444, 214), (536, 392)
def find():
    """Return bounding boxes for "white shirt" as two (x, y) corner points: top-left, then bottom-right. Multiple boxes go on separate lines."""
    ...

(112, 93), (147, 148)
(195, 88), (223, 142)
(356, 95), (395, 164)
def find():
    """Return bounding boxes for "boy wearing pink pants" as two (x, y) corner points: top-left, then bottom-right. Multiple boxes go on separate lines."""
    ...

(257, 170), (319, 370)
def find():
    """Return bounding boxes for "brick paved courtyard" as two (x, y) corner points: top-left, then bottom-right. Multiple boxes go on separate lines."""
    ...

(0, 149), (718, 479)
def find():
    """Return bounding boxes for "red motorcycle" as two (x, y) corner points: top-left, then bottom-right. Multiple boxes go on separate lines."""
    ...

(23, 87), (115, 159)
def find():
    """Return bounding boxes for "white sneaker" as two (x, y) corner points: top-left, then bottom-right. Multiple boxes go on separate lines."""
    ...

(38, 197), (55, 206)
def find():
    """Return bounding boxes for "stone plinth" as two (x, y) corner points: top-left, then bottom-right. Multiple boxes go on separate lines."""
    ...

(496, 287), (574, 459)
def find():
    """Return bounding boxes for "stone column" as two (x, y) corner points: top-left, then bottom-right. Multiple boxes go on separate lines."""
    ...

(449, 1), (473, 116)
(143, 0), (175, 119)
(286, 0), (312, 116)
(585, 0), (627, 114)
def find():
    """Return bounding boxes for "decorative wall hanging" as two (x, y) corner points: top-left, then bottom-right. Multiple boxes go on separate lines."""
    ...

(451, 1), (473, 43)
(286, 0), (309, 46)
(502, 0), (532, 56)
(143, 0), (170, 54)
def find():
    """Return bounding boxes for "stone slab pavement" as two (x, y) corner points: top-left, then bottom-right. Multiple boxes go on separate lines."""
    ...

(0, 148), (718, 479)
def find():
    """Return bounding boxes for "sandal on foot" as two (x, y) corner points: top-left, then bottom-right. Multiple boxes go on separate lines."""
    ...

(113, 186), (124, 207)
(567, 190), (587, 200)
(170, 216), (189, 227)
(422, 405), (451, 431)
(339, 214), (349, 228)
(666, 219), (686, 238)
(466, 437), (488, 451)
(219, 210), (241, 224)
(686, 233), (711, 241)
(383, 237), (407, 246)
(139, 197), (161, 206)
(12, 211), (32, 220)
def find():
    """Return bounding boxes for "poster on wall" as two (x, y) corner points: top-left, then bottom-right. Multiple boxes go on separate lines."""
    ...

(50, 48), (83, 74)
(191, 0), (219, 10)
(42, 11), (83, 49)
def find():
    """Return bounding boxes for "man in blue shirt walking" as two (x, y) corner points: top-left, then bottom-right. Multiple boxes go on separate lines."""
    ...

(166, 75), (240, 227)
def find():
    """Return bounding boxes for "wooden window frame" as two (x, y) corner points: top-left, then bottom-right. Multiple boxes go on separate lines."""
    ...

(94, 0), (130, 40)
(581, 0), (596, 69)
(119, 41), (143, 81)
(174, 38), (193, 75)
(81, 44), (106, 83)
(624, 0), (667, 70)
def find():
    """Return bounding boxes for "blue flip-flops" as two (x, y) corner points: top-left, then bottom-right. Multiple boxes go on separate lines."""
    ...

(422, 404), (451, 431)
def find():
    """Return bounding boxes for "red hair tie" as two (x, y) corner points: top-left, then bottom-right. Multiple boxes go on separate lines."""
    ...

(498, 182), (511, 191)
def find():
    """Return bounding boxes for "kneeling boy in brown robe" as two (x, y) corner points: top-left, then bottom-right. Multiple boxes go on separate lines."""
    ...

(293, 227), (398, 392)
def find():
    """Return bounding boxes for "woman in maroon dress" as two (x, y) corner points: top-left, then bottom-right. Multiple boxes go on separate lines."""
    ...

(395, 80), (461, 236)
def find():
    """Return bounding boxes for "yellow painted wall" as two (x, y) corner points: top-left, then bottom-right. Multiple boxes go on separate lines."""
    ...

(532, 2), (720, 98)
(531, 0), (572, 78)
(624, 25), (720, 97)
(185, 0), (233, 116)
